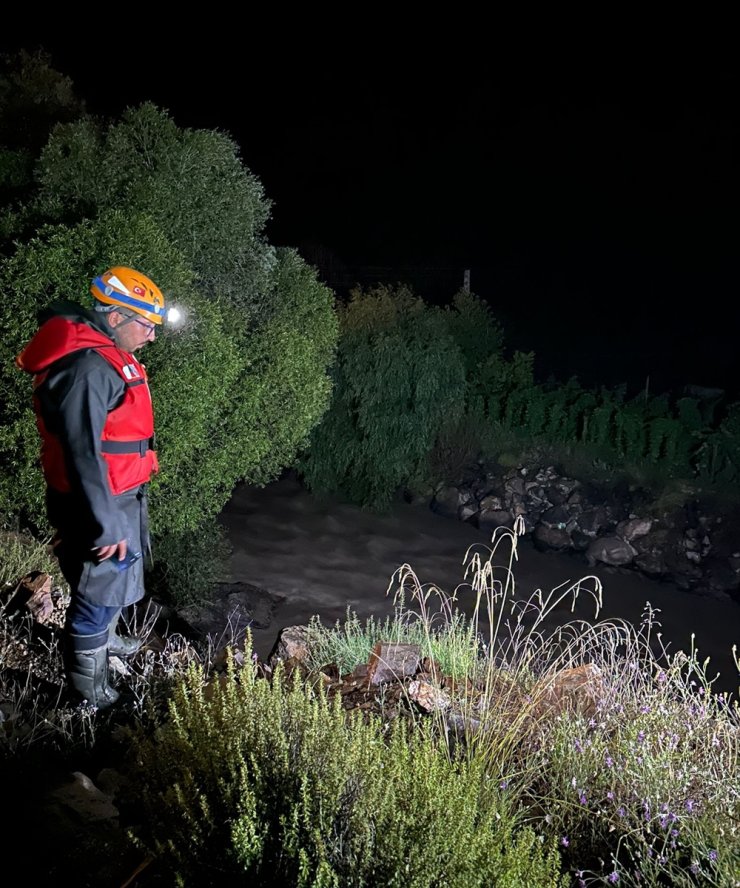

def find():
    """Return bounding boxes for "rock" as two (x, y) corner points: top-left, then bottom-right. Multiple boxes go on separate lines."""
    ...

(478, 509), (514, 533)
(178, 581), (282, 647)
(540, 505), (570, 527)
(407, 679), (451, 712)
(534, 524), (572, 552)
(267, 625), (312, 668)
(577, 507), (610, 537)
(367, 642), (421, 685)
(585, 536), (637, 567)
(47, 771), (119, 823)
(431, 486), (465, 519)
(616, 517), (653, 542)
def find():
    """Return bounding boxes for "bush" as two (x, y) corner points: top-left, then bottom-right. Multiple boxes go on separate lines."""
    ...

(146, 521), (231, 608)
(0, 105), (338, 546)
(128, 653), (565, 887)
(299, 284), (466, 509)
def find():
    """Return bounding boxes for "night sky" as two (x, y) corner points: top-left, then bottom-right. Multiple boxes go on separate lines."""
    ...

(2, 31), (737, 400)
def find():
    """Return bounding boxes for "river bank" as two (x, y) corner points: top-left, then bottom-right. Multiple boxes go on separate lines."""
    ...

(215, 475), (740, 696)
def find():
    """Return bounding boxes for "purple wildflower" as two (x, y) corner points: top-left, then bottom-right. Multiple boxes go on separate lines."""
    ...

(708, 850), (718, 862)
(574, 738), (584, 753)
(499, 779), (509, 790)
(608, 871), (620, 884)
(605, 754), (614, 768)
(685, 799), (695, 814)
(561, 836), (569, 847)
(607, 791), (614, 801)
(637, 730), (645, 743)
(617, 806), (626, 818)
(579, 790), (587, 805)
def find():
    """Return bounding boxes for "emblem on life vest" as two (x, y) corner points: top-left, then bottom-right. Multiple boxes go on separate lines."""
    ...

(122, 363), (141, 380)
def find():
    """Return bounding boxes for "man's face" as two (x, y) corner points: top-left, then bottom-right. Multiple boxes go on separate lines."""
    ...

(109, 310), (157, 352)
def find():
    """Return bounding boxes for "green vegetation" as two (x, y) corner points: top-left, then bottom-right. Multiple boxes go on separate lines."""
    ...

(0, 55), (338, 600)
(1, 46), (740, 888)
(299, 284), (466, 509)
(4, 522), (737, 886)
(129, 653), (565, 887)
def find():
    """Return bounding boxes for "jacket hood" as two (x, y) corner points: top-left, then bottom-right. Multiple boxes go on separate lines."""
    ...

(17, 302), (116, 374)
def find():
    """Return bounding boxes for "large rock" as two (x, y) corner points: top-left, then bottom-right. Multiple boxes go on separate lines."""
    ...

(534, 524), (572, 552)
(585, 536), (637, 567)
(267, 625), (312, 668)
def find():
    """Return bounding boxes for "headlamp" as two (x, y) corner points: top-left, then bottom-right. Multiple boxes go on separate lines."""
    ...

(166, 306), (183, 326)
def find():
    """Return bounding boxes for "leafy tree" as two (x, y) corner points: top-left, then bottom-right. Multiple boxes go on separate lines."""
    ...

(0, 49), (86, 242)
(444, 288), (504, 382)
(0, 101), (338, 558)
(33, 102), (274, 316)
(300, 284), (466, 509)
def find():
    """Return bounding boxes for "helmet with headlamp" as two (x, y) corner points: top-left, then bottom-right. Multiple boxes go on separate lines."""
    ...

(91, 267), (167, 325)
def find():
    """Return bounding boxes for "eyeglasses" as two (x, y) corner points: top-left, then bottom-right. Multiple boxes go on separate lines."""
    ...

(134, 318), (156, 336)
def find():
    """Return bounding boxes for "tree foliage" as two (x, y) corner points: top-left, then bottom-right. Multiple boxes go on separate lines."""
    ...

(33, 102), (274, 315)
(0, 49), (86, 241)
(0, 87), (338, 549)
(300, 284), (466, 509)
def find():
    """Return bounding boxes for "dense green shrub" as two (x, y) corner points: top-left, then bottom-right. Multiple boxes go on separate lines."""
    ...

(129, 655), (565, 887)
(300, 284), (466, 509)
(0, 103), (338, 556)
(33, 102), (274, 315)
(443, 289), (504, 387)
(146, 521), (231, 608)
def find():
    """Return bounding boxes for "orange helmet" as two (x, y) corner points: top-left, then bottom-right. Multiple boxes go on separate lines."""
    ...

(90, 266), (166, 325)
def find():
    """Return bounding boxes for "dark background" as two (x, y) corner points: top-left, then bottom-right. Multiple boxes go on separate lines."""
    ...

(2, 30), (737, 400)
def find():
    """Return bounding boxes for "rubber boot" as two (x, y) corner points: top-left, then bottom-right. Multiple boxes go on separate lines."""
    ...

(107, 609), (143, 658)
(66, 645), (120, 710)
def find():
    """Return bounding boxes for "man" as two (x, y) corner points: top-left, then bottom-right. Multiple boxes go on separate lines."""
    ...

(17, 266), (166, 709)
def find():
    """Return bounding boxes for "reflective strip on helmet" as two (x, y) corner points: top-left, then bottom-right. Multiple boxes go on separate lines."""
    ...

(92, 276), (166, 318)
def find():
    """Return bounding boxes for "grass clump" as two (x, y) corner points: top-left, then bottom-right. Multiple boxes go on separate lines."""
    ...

(128, 649), (566, 887)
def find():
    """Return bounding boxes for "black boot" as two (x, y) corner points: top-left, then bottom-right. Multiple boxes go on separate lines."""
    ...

(108, 609), (143, 658)
(66, 646), (120, 709)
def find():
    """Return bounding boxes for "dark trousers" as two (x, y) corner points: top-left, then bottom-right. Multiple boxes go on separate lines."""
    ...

(65, 599), (121, 651)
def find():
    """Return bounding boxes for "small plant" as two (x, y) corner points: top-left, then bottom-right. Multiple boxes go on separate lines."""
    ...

(128, 648), (566, 886)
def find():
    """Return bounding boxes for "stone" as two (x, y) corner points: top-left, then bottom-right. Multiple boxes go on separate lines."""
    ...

(366, 642), (421, 685)
(534, 524), (572, 551)
(478, 509), (514, 533)
(47, 771), (119, 823)
(616, 517), (653, 542)
(585, 536), (637, 567)
(267, 625), (312, 668)
(407, 679), (451, 712)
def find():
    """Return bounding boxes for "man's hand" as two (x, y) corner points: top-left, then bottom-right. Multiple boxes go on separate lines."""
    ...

(93, 539), (128, 562)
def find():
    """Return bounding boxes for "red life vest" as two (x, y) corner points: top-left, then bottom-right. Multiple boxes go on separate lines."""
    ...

(17, 316), (159, 496)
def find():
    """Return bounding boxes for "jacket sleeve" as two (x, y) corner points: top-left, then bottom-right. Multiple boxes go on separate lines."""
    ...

(39, 351), (128, 548)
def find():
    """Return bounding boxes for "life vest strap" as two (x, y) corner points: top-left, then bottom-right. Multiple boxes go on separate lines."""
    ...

(100, 437), (155, 457)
